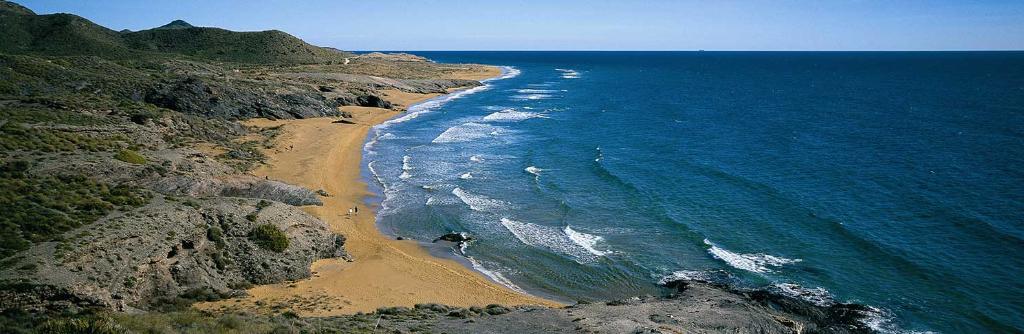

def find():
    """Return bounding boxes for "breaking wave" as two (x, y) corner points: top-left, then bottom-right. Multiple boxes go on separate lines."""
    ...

(499, 218), (608, 263)
(483, 108), (548, 122)
(432, 122), (504, 143)
(511, 93), (554, 100)
(452, 187), (508, 212)
(564, 226), (611, 257)
(704, 239), (801, 273)
(556, 68), (580, 79)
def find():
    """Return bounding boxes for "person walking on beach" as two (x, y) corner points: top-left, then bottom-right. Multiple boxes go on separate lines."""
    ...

(347, 208), (354, 218)
(354, 206), (359, 215)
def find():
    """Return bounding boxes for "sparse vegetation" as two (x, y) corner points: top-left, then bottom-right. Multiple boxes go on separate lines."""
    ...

(113, 149), (146, 164)
(0, 160), (150, 258)
(248, 224), (288, 252)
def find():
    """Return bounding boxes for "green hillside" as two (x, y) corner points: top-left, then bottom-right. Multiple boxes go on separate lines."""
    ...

(0, 1), (350, 64)
(124, 23), (351, 64)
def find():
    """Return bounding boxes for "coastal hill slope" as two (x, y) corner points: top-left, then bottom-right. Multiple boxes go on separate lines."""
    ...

(122, 21), (352, 64)
(0, 2), (349, 64)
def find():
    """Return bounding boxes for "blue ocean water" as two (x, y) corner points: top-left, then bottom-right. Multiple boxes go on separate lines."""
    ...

(361, 52), (1024, 333)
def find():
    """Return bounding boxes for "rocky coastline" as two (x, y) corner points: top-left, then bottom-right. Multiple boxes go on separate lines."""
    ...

(0, 1), (876, 332)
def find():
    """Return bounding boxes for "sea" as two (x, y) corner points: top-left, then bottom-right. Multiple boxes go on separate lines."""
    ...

(360, 51), (1024, 333)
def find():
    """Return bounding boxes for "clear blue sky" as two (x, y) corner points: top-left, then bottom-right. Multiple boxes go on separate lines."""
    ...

(16, 0), (1024, 51)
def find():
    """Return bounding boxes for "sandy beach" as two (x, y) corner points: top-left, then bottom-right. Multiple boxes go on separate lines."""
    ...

(197, 65), (561, 316)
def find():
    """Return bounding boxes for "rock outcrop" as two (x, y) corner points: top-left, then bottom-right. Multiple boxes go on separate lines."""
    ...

(144, 76), (339, 119)
(0, 197), (346, 312)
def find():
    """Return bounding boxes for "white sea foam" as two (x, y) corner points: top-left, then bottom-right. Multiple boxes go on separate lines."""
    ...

(460, 172), (473, 179)
(452, 187), (507, 212)
(432, 122), (504, 143)
(525, 166), (543, 176)
(564, 226), (611, 257)
(772, 283), (834, 307)
(556, 68), (580, 79)
(466, 256), (525, 293)
(365, 66), (519, 154)
(704, 239), (801, 273)
(659, 270), (716, 282)
(401, 155), (413, 170)
(499, 218), (606, 263)
(516, 88), (558, 93)
(469, 155), (484, 163)
(487, 66), (521, 81)
(483, 108), (547, 122)
(399, 171), (412, 179)
(860, 306), (937, 334)
(512, 94), (554, 100)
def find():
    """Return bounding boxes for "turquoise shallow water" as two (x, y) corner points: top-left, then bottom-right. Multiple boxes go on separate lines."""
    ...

(361, 52), (1024, 333)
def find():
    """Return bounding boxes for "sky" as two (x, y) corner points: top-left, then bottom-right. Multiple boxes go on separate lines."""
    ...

(15, 0), (1024, 51)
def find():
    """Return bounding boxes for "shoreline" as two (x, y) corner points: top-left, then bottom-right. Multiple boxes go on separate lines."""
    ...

(197, 65), (562, 316)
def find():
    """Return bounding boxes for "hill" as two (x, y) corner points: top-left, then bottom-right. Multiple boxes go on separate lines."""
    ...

(0, 1), (349, 64)
(123, 23), (351, 64)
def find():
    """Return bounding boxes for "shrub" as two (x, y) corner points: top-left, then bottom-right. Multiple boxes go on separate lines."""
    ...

(114, 149), (146, 164)
(248, 224), (288, 252)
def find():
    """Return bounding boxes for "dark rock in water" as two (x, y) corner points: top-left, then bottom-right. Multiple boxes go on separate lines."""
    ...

(433, 232), (473, 243)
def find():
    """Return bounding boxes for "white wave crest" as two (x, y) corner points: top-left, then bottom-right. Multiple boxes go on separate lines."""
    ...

(772, 283), (834, 307)
(860, 306), (938, 334)
(401, 155), (413, 170)
(516, 88), (557, 93)
(467, 256), (525, 293)
(432, 122), (504, 143)
(485, 66), (520, 81)
(470, 155), (484, 163)
(460, 172), (473, 179)
(452, 187), (507, 212)
(525, 166), (543, 176)
(483, 108), (547, 122)
(499, 218), (606, 263)
(556, 68), (580, 79)
(564, 226), (611, 257)
(658, 270), (734, 285)
(704, 239), (801, 273)
(512, 94), (554, 100)
(365, 65), (518, 152)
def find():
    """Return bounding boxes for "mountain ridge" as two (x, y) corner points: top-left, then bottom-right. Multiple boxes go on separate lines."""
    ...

(0, 0), (350, 64)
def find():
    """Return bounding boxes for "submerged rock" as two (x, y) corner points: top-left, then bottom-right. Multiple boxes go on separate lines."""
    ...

(433, 232), (473, 243)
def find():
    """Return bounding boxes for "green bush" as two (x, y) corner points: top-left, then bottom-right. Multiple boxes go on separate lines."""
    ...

(248, 224), (288, 252)
(114, 149), (146, 164)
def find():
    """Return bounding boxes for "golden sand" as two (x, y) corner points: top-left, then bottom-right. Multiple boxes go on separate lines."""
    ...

(197, 65), (561, 316)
